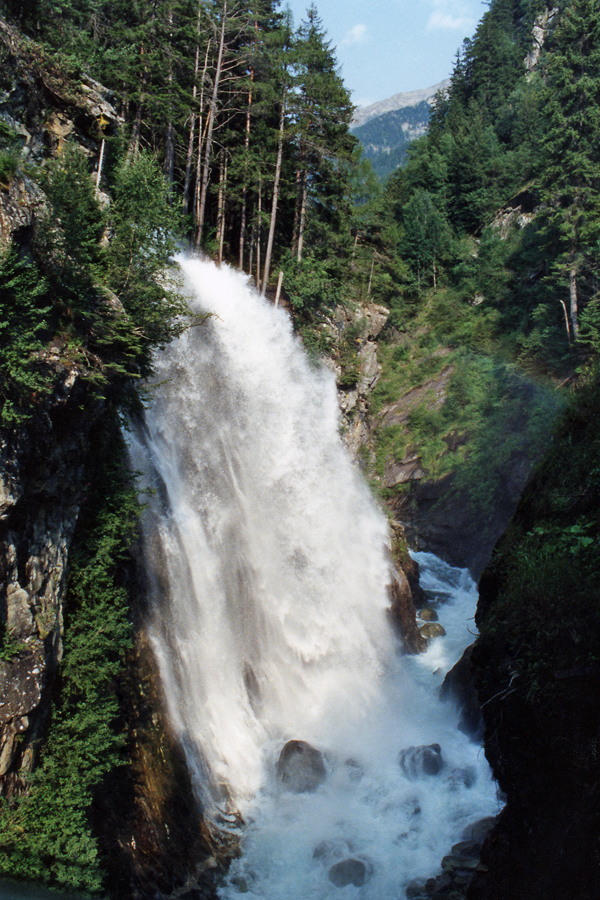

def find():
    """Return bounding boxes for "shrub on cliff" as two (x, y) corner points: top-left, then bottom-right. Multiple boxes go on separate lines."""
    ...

(0, 413), (137, 892)
(0, 247), (53, 425)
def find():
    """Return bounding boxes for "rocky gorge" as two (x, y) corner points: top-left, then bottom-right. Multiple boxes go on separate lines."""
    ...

(1, 4), (600, 899)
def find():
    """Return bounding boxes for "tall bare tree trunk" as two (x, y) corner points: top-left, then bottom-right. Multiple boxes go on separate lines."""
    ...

(217, 154), (227, 264)
(95, 138), (106, 194)
(196, 0), (227, 250)
(291, 166), (302, 255)
(193, 43), (210, 246)
(164, 7), (176, 186)
(128, 1), (157, 162)
(238, 82), (253, 270)
(366, 250), (376, 300)
(256, 176), (262, 286)
(569, 263), (580, 340)
(262, 95), (285, 294)
(128, 64), (148, 160)
(249, 224), (255, 279)
(183, 3), (206, 214)
(239, 18), (259, 270)
(297, 169), (308, 262)
(559, 297), (572, 343)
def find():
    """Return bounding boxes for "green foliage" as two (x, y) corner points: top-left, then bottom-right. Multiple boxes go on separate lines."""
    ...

(352, 102), (433, 181)
(477, 367), (600, 703)
(283, 253), (341, 312)
(0, 143), (190, 421)
(579, 298), (600, 354)
(371, 271), (561, 514)
(336, 319), (364, 388)
(0, 247), (54, 425)
(0, 626), (25, 662)
(40, 144), (105, 284)
(449, 362), (561, 516)
(401, 188), (449, 286)
(0, 119), (22, 186)
(106, 151), (188, 370)
(0, 149), (18, 185)
(0, 414), (137, 893)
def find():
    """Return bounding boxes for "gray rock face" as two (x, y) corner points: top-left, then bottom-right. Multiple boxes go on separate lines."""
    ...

(358, 342), (381, 392)
(0, 391), (92, 795)
(440, 643), (483, 740)
(525, 7), (558, 72)
(328, 858), (372, 888)
(388, 568), (426, 654)
(0, 175), (47, 253)
(276, 740), (326, 793)
(322, 300), (389, 458)
(398, 743), (444, 778)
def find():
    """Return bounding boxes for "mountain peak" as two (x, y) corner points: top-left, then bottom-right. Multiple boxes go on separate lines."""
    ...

(352, 80), (450, 129)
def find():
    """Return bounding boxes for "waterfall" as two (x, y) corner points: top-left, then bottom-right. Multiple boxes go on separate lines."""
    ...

(128, 257), (499, 899)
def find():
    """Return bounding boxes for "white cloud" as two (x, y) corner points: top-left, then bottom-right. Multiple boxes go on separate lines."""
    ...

(341, 24), (369, 47)
(426, 1), (476, 31)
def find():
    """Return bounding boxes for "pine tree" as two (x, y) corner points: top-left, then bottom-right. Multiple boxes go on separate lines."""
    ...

(290, 5), (355, 266)
(539, 0), (600, 341)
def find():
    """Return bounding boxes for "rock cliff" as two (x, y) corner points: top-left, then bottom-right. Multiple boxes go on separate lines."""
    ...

(0, 19), (235, 896)
(468, 374), (600, 899)
(319, 297), (426, 653)
(0, 373), (94, 796)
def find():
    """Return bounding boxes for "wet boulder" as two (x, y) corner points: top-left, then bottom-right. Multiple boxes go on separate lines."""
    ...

(398, 743), (444, 778)
(343, 757), (364, 782)
(328, 857), (372, 888)
(461, 815), (498, 844)
(444, 765), (477, 790)
(418, 607), (439, 622)
(313, 839), (349, 864)
(419, 622), (446, 639)
(276, 740), (326, 793)
(439, 643), (483, 740)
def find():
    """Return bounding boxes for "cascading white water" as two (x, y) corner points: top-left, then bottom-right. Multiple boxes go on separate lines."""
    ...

(129, 258), (499, 899)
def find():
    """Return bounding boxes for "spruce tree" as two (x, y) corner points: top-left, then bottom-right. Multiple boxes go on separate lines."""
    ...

(291, 5), (355, 266)
(539, 0), (600, 341)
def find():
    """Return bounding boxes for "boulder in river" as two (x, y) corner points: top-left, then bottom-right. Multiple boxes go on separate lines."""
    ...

(343, 757), (364, 782)
(398, 743), (444, 778)
(313, 839), (349, 864)
(328, 857), (372, 888)
(418, 606), (439, 622)
(444, 765), (477, 790)
(276, 740), (326, 793)
(439, 642), (483, 740)
(419, 622), (446, 639)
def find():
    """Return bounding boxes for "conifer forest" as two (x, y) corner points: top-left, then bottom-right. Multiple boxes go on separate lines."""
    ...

(0, 1), (599, 898)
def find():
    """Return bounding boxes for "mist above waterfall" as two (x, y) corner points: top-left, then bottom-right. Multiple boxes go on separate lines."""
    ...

(129, 258), (498, 899)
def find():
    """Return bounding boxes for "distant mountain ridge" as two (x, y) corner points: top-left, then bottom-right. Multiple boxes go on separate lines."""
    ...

(351, 80), (450, 180)
(352, 80), (450, 129)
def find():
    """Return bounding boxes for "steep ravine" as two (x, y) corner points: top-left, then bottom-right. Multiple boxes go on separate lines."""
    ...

(467, 373), (600, 900)
(0, 51), (424, 896)
(342, 299), (600, 896)
(2, 14), (595, 898)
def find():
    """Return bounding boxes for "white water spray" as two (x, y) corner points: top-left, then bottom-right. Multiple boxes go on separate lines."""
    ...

(129, 258), (499, 899)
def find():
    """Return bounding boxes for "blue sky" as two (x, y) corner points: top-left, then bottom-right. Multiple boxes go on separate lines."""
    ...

(285, 0), (487, 107)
